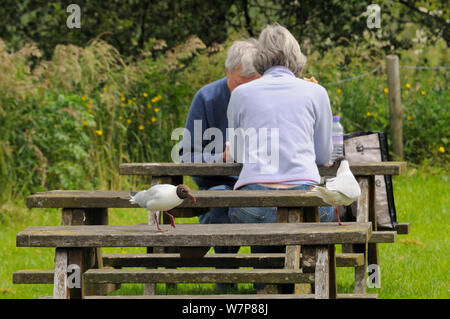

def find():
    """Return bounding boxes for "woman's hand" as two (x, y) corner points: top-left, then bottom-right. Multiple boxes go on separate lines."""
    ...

(222, 141), (233, 162)
(303, 76), (318, 83)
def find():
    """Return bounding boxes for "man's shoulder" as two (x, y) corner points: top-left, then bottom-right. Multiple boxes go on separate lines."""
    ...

(196, 77), (228, 100)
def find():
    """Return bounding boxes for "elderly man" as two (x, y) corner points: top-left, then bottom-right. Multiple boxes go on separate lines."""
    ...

(178, 39), (260, 292)
(179, 39), (260, 248)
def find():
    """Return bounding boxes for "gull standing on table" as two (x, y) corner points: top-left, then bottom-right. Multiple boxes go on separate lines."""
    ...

(309, 157), (361, 225)
(130, 184), (196, 232)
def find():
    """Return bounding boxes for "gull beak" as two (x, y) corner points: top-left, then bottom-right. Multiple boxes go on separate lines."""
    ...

(188, 194), (197, 202)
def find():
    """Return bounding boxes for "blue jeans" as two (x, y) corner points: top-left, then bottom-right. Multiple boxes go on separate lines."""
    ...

(228, 183), (334, 290)
(228, 184), (334, 223)
(197, 184), (239, 254)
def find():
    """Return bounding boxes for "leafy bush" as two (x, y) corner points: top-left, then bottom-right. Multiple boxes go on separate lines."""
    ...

(0, 33), (448, 202)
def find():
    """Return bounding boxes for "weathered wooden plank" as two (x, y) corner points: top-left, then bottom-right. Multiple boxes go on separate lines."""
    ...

(370, 231), (397, 243)
(354, 177), (370, 294)
(13, 252), (364, 285)
(13, 270), (54, 284)
(285, 245), (302, 294)
(119, 162), (406, 177)
(103, 252), (364, 268)
(336, 253), (365, 267)
(314, 247), (330, 299)
(53, 248), (68, 299)
(104, 253), (285, 268)
(61, 208), (114, 297)
(395, 222), (410, 234)
(379, 222), (410, 234)
(84, 268), (314, 284)
(16, 223), (372, 248)
(368, 175), (379, 268)
(328, 245), (337, 299)
(86, 293), (378, 299)
(26, 190), (329, 209)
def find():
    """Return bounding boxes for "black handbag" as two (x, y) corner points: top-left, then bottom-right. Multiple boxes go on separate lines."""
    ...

(343, 131), (398, 229)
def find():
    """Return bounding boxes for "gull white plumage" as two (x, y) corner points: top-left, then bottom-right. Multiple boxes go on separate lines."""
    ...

(309, 157), (361, 225)
(129, 184), (196, 232)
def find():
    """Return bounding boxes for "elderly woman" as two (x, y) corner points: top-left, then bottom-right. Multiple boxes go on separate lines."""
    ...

(226, 24), (334, 293)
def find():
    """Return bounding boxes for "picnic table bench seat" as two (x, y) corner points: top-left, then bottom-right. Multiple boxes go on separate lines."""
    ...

(25, 189), (409, 232)
(15, 222), (372, 299)
(13, 252), (367, 284)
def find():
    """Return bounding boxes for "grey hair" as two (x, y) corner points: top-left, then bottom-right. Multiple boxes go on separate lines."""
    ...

(225, 39), (259, 77)
(253, 24), (307, 77)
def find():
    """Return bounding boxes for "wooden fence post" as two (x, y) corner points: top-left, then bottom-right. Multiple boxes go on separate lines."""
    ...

(386, 55), (404, 160)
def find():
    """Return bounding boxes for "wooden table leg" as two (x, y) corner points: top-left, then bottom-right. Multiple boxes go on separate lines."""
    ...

(284, 245), (301, 294)
(314, 245), (337, 299)
(368, 175), (379, 266)
(328, 245), (337, 299)
(53, 248), (68, 299)
(277, 207), (318, 295)
(351, 177), (370, 294)
(144, 176), (183, 294)
(61, 208), (116, 296)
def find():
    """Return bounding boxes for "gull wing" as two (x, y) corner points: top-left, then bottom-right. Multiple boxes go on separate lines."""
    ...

(325, 173), (361, 199)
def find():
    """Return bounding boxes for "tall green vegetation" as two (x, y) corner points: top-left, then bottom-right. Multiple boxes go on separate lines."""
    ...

(0, 24), (448, 202)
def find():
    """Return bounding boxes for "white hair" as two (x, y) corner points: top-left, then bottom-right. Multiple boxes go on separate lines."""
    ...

(225, 39), (259, 77)
(253, 24), (307, 77)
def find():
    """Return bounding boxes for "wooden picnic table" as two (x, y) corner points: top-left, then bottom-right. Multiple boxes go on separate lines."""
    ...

(21, 161), (404, 296)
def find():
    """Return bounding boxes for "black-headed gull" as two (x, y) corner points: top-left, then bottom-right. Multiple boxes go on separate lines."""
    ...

(130, 184), (196, 232)
(309, 157), (361, 225)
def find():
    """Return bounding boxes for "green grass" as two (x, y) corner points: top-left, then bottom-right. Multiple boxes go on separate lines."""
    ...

(1, 167), (449, 299)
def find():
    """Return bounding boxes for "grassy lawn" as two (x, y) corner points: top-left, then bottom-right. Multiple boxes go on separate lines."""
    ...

(0, 167), (448, 299)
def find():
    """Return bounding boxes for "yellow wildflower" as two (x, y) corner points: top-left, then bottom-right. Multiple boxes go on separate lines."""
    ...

(132, 97), (136, 101)
(374, 114), (379, 118)
(95, 130), (103, 136)
(128, 99), (132, 104)
(143, 92), (148, 97)
(405, 83), (411, 89)
(103, 87), (108, 92)
(439, 146), (445, 153)
(336, 88), (342, 94)
(127, 119), (132, 124)
(120, 96), (126, 102)
(384, 88), (389, 94)
(81, 96), (87, 101)
(89, 99), (93, 104)
(119, 115), (123, 120)
(421, 90), (426, 95)
(25, 128), (30, 133)
(407, 115), (412, 120)
(366, 112), (372, 117)
(154, 108), (159, 113)
(151, 117), (157, 123)
(138, 124), (145, 130)
(121, 103), (125, 107)
(147, 104), (152, 109)
(151, 95), (162, 103)
(83, 121), (89, 126)
(85, 104), (91, 109)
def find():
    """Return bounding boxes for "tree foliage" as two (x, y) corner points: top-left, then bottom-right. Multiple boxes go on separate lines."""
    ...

(0, 0), (447, 58)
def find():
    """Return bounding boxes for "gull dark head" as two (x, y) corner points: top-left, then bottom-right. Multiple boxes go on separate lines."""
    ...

(329, 156), (345, 168)
(176, 184), (196, 202)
